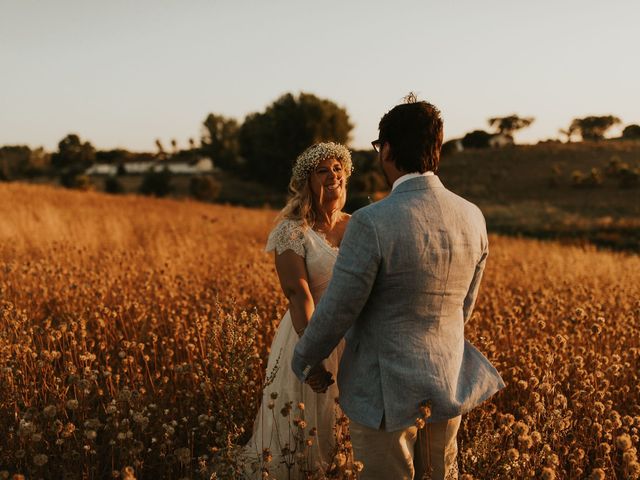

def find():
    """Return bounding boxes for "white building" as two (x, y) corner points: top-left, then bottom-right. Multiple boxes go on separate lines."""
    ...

(85, 157), (215, 176)
(85, 164), (118, 175)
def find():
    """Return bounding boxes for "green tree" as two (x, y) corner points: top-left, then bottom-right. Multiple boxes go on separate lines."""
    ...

(569, 115), (622, 141)
(201, 114), (240, 171)
(51, 134), (96, 170)
(622, 124), (640, 139)
(238, 92), (353, 189)
(0, 145), (42, 180)
(487, 115), (534, 138)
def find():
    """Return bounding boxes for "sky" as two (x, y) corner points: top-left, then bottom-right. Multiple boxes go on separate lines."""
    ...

(1, 0), (639, 153)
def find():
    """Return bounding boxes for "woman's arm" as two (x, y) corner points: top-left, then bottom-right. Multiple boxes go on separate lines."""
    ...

(275, 249), (314, 336)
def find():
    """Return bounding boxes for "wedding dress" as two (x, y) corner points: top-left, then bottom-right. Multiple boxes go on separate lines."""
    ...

(243, 219), (345, 478)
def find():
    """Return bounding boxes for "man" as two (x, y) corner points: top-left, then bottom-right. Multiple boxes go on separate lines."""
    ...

(292, 96), (505, 479)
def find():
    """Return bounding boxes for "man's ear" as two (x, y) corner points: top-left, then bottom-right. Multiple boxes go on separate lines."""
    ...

(381, 143), (393, 164)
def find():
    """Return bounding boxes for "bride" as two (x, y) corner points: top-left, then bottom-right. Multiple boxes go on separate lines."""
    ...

(244, 142), (353, 478)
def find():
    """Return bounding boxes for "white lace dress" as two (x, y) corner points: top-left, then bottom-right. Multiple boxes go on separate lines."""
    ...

(243, 219), (345, 478)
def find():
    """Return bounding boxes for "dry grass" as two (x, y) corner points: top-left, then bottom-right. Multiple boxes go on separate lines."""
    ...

(0, 182), (638, 479)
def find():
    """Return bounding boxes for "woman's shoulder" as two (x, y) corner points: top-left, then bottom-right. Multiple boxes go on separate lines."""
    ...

(265, 218), (307, 257)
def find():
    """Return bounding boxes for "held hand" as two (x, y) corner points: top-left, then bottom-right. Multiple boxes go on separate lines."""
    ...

(305, 365), (334, 393)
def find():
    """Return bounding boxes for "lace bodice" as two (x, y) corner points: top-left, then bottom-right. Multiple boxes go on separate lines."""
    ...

(265, 219), (306, 257)
(265, 219), (338, 301)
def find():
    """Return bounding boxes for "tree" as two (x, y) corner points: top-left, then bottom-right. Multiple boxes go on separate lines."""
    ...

(622, 124), (640, 139)
(201, 114), (240, 171)
(461, 130), (492, 149)
(558, 125), (578, 143)
(569, 116), (622, 141)
(238, 92), (353, 189)
(51, 134), (96, 170)
(0, 145), (49, 180)
(349, 150), (387, 195)
(155, 139), (167, 160)
(487, 115), (534, 138)
(96, 149), (133, 164)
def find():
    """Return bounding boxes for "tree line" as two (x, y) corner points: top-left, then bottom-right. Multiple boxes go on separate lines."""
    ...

(453, 114), (640, 150)
(2, 92), (640, 204)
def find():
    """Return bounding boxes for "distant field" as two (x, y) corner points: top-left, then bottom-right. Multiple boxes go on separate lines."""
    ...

(0, 183), (638, 479)
(22, 140), (640, 251)
(438, 140), (640, 250)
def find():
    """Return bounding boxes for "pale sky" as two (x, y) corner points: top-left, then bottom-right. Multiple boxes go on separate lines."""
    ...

(1, 0), (639, 152)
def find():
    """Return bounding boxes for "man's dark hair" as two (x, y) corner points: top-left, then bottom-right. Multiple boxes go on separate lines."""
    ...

(378, 93), (443, 173)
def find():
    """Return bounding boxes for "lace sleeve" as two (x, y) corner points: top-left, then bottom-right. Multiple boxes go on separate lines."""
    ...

(265, 219), (306, 257)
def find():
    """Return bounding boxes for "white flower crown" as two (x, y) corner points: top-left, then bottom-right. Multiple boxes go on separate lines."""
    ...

(291, 142), (353, 182)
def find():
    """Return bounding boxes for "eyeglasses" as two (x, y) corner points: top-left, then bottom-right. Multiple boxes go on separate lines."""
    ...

(371, 139), (382, 153)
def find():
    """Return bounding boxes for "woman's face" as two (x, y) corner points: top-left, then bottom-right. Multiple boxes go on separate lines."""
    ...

(309, 157), (345, 205)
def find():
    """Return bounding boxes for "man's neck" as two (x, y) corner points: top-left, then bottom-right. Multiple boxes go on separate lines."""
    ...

(386, 169), (407, 188)
(391, 171), (434, 191)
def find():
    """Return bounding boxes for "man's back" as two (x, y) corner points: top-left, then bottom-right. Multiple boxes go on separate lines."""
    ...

(328, 175), (504, 431)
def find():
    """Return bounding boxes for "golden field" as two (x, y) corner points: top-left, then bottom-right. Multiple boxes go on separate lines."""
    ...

(0, 183), (639, 480)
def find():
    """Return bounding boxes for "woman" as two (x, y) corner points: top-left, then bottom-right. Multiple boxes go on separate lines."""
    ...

(244, 142), (353, 478)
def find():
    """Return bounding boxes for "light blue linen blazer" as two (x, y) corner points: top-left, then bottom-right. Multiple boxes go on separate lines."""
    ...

(291, 175), (505, 432)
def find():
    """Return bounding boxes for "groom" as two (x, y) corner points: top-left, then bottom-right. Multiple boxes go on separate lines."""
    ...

(292, 96), (504, 479)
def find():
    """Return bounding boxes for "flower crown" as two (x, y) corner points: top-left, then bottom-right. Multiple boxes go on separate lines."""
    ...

(291, 142), (353, 183)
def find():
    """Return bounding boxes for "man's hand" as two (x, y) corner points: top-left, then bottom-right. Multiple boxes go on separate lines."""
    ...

(305, 364), (334, 393)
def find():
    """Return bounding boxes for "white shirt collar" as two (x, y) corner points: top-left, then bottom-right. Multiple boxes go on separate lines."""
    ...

(391, 171), (435, 191)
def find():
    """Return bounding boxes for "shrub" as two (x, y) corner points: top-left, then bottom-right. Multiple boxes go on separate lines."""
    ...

(571, 168), (603, 188)
(622, 124), (640, 139)
(618, 167), (640, 188)
(189, 176), (221, 202)
(60, 171), (94, 190)
(139, 169), (173, 197)
(105, 176), (125, 194)
(548, 164), (563, 188)
(571, 170), (584, 188)
(462, 130), (492, 149)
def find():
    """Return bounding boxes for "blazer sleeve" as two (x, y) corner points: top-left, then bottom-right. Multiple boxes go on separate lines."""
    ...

(291, 209), (381, 381)
(463, 219), (489, 325)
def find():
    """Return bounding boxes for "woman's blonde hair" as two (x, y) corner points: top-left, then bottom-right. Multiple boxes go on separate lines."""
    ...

(277, 142), (352, 228)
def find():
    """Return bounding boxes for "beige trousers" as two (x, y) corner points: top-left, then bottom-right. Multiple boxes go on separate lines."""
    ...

(349, 415), (461, 480)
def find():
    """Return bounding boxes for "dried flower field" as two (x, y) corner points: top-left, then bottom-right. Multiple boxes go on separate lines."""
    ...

(0, 183), (639, 480)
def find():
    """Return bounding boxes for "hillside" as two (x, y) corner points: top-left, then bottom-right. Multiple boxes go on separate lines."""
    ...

(210, 140), (640, 250)
(6, 140), (640, 250)
(436, 141), (640, 250)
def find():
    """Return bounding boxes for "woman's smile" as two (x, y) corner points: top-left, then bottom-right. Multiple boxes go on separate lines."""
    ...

(325, 180), (342, 191)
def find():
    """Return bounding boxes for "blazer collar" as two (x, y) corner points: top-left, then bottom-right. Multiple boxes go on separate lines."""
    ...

(389, 174), (444, 195)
